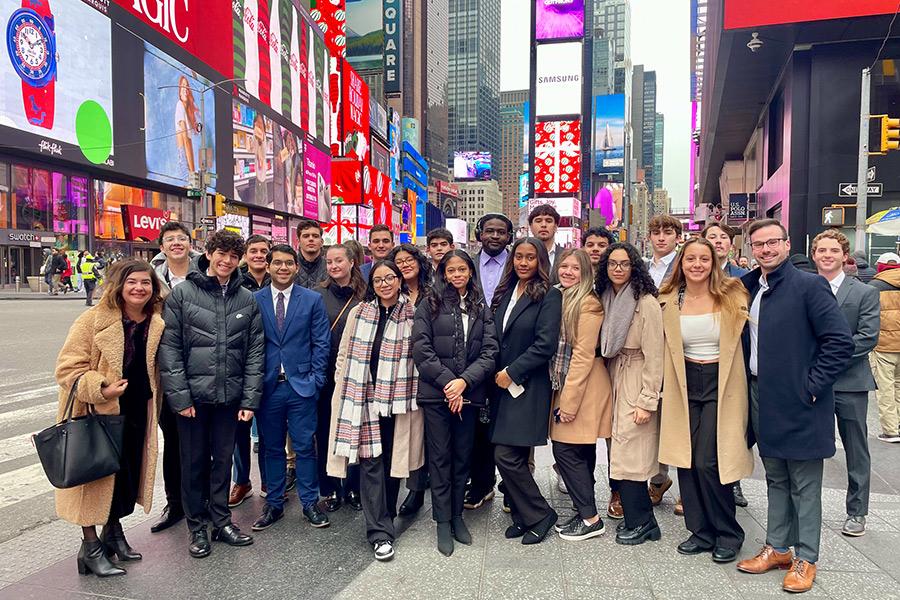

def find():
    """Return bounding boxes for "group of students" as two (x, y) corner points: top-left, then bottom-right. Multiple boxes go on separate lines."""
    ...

(53, 205), (878, 595)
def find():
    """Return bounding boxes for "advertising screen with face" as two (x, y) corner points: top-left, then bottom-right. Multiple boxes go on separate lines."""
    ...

(303, 138), (332, 222)
(535, 0), (584, 40)
(535, 42), (582, 117)
(534, 120), (581, 195)
(0, 0), (113, 165)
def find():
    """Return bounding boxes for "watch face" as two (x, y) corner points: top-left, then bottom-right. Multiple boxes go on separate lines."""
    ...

(6, 8), (56, 87)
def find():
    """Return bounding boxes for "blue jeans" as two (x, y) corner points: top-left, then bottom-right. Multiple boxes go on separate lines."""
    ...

(257, 382), (318, 510)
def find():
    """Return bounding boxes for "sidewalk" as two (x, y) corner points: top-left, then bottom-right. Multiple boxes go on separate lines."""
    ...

(0, 290), (90, 301)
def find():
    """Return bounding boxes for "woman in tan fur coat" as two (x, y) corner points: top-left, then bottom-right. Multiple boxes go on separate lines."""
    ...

(54, 259), (165, 577)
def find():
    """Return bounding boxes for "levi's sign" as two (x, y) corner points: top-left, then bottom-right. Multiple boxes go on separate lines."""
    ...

(121, 205), (173, 242)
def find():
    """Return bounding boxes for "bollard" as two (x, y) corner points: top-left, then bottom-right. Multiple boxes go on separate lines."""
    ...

(14, 275), (19, 293)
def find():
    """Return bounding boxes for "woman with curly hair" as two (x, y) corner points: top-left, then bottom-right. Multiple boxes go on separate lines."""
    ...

(595, 242), (664, 546)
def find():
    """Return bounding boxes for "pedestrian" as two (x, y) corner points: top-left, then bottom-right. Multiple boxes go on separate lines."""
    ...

(327, 260), (424, 562)
(851, 250), (876, 283)
(657, 238), (753, 563)
(53, 259), (165, 577)
(41, 248), (53, 289)
(60, 253), (74, 294)
(870, 251), (900, 444)
(595, 242), (664, 546)
(314, 244), (367, 512)
(148, 222), (197, 534)
(549, 249), (612, 541)
(49, 248), (66, 295)
(159, 230), (265, 559)
(362, 224), (397, 280)
(295, 219), (327, 289)
(491, 237), (562, 545)
(426, 228), (455, 272)
(80, 252), (100, 306)
(736, 219), (853, 593)
(412, 250), (499, 556)
(250, 244), (331, 532)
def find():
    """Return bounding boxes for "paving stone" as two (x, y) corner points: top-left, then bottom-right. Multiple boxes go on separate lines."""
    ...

(816, 571), (900, 599)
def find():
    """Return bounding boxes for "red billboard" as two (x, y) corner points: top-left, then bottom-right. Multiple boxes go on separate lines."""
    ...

(365, 165), (392, 227)
(112, 0), (233, 77)
(341, 63), (370, 162)
(121, 205), (172, 242)
(332, 159), (363, 204)
(534, 120), (582, 195)
(311, 0), (347, 58)
(724, 0), (898, 29)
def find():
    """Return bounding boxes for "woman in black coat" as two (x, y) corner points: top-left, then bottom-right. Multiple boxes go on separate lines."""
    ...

(490, 237), (562, 545)
(412, 250), (499, 557)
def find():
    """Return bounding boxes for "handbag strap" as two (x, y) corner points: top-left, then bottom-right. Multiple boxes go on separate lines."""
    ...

(62, 374), (85, 423)
(331, 297), (354, 332)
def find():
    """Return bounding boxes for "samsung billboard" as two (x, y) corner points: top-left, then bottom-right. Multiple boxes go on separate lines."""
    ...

(535, 42), (583, 117)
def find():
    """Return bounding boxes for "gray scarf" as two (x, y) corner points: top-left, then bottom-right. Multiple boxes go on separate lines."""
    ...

(600, 283), (638, 358)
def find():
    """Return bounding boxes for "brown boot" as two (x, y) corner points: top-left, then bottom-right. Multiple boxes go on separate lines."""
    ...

(228, 483), (253, 508)
(782, 559), (816, 593)
(674, 497), (684, 516)
(607, 491), (624, 519)
(736, 545), (793, 574)
(648, 477), (672, 506)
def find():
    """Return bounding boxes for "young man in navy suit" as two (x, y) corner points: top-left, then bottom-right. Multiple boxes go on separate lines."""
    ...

(251, 244), (332, 531)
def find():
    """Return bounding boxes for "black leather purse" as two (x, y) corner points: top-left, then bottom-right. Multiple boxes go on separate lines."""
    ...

(33, 376), (125, 489)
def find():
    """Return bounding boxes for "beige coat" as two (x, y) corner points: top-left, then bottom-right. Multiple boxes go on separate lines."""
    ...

(550, 295), (613, 443)
(608, 293), (664, 481)
(658, 291), (754, 484)
(326, 305), (424, 479)
(54, 303), (164, 526)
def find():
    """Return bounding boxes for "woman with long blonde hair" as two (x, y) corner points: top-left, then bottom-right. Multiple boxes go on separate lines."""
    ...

(549, 249), (613, 541)
(658, 237), (754, 564)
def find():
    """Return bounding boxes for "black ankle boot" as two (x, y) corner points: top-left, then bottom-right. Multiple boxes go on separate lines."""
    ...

(100, 522), (142, 561)
(77, 539), (126, 577)
(451, 516), (472, 545)
(399, 490), (425, 516)
(437, 522), (454, 556)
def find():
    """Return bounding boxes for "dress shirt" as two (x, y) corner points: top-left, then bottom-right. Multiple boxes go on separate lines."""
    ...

(827, 271), (845, 297)
(749, 275), (768, 376)
(547, 245), (557, 269)
(649, 251), (677, 288)
(479, 249), (508, 306)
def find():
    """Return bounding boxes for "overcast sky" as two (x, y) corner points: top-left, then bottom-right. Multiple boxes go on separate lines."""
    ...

(500, 0), (691, 211)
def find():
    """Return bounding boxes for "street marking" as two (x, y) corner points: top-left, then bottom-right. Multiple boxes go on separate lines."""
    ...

(0, 463), (52, 510)
(0, 401), (57, 428)
(0, 385), (58, 407)
(0, 432), (38, 463)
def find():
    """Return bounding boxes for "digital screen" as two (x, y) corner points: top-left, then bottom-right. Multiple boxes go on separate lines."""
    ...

(724, 0), (898, 29)
(593, 94), (625, 176)
(535, 0), (585, 40)
(346, 0), (384, 71)
(453, 151), (493, 180)
(535, 42), (583, 116)
(534, 120), (581, 195)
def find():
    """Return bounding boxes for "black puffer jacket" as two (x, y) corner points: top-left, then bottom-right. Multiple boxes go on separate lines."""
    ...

(412, 293), (499, 406)
(160, 255), (265, 413)
(295, 254), (327, 289)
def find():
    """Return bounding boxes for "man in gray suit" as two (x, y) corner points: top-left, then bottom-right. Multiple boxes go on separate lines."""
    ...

(812, 230), (880, 537)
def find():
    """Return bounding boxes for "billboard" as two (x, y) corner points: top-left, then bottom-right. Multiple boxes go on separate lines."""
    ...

(366, 165), (392, 227)
(332, 159), (363, 204)
(388, 109), (401, 186)
(402, 117), (420, 152)
(591, 181), (623, 228)
(303, 138), (332, 222)
(535, 42), (583, 116)
(526, 197), (580, 219)
(383, 0), (402, 94)
(453, 152), (493, 180)
(535, 0), (585, 41)
(519, 173), (530, 207)
(523, 100), (530, 172)
(593, 94), (625, 176)
(724, 0), (899, 29)
(311, 0), (348, 58)
(346, 0), (384, 71)
(534, 120), (581, 195)
(341, 63), (370, 161)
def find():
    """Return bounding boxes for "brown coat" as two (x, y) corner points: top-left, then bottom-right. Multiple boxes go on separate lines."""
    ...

(325, 305), (424, 479)
(54, 303), (164, 526)
(550, 295), (613, 443)
(608, 293), (664, 482)
(873, 268), (900, 352)
(657, 291), (754, 484)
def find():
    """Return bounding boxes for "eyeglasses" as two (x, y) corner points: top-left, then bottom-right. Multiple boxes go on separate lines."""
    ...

(394, 257), (417, 267)
(271, 260), (296, 268)
(608, 260), (632, 271)
(162, 235), (190, 244)
(373, 274), (398, 287)
(749, 238), (786, 250)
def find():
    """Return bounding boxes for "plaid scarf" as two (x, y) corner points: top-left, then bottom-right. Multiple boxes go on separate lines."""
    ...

(333, 295), (418, 463)
(549, 323), (571, 391)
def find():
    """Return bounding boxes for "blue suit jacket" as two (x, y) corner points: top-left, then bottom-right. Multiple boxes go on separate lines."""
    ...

(724, 263), (749, 278)
(254, 285), (330, 400)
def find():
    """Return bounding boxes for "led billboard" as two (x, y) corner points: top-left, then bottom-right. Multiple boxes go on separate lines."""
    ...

(724, 0), (899, 29)
(535, 42), (583, 116)
(534, 120), (581, 195)
(346, 0), (384, 71)
(593, 94), (625, 176)
(453, 152), (493, 180)
(591, 181), (623, 228)
(341, 63), (371, 162)
(535, 0), (585, 40)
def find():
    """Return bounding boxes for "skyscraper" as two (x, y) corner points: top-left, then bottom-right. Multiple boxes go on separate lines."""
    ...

(448, 0), (502, 167)
(499, 90), (528, 223)
(424, 0), (450, 184)
(654, 112), (664, 196)
(593, 0), (630, 95)
(641, 71), (657, 192)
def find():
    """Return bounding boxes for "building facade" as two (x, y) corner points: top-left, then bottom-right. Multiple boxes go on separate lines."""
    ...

(458, 180), (503, 242)
(593, 0), (631, 95)
(641, 71), (658, 193)
(654, 113), (665, 194)
(499, 90), (529, 224)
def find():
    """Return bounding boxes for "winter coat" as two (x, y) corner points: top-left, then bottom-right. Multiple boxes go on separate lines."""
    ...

(54, 303), (164, 526)
(240, 264), (271, 291)
(549, 295), (613, 444)
(150, 250), (201, 292)
(870, 268), (900, 353)
(159, 255), (265, 413)
(412, 293), (499, 407)
(314, 282), (361, 369)
(295, 254), (328, 289)
(657, 291), (754, 485)
(856, 258), (877, 283)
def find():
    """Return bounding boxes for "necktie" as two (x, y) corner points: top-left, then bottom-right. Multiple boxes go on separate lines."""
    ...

(276, 292), (285, 333)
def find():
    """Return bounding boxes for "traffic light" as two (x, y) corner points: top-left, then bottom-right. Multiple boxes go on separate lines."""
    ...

(882, 115), (900, 152)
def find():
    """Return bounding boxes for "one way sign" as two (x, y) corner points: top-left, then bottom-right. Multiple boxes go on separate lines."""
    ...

(839, 182), (883, 197)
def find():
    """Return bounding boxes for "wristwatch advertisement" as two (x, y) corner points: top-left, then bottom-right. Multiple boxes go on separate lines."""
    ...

(6, 0), (57, 129)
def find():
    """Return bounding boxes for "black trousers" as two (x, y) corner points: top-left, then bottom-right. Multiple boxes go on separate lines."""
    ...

(677, 361), (744, 550)
(605, 440), (619, 493)
(552, 441), (598, 519)
(835, 391), (871, 516)
(177, 403), (239, 533)
(423, 403), (476, 522)
(617, 479), (654, 529)
(495, 444), (551, 527)
(316, 379), (360, 497)
(158, 403), (183, 511)
(469, 417), (496, 496)
(360, 416), (401, 544)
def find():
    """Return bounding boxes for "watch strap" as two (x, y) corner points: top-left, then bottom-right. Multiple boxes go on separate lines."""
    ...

(19, 0), (55, 129)
(25, 0), (52, 19)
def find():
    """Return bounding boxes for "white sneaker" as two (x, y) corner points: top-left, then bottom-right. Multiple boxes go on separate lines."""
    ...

(373, 540), (395, 561)
(877, 433), (900, 443)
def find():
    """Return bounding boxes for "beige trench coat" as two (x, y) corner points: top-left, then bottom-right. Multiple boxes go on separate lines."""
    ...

(608, 293), (664, 482)
(53, 303), (164, 526)
(326, 305), (425, 479)
(657, 291), (754, 484)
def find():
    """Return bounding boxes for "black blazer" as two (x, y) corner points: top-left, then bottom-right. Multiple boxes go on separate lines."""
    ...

(489, 285), (562, 447)
(412, 296), (499, 406)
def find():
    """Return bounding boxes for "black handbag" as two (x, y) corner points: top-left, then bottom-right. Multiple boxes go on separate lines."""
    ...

(33, 376), (126, 489)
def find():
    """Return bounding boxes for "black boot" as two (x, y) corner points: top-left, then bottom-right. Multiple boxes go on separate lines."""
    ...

(399, 490), (425, 516)
(77, 539), (126, 577)
(437, 522), (454, 556)
(451, 516), (472, 545)
(100, 522), (142, 561)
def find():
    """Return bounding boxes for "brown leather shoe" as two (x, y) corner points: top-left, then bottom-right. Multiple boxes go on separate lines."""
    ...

(782, 559), (816, 593)
(607, 491), (624, 519)
(736, 545), (793, 574)
(228, 483), (253, 508)
(674, 497), (684, 516)
(648, 477), (672, 506)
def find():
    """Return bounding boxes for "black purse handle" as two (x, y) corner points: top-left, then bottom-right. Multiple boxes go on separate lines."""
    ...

(61, 374), (87, 423)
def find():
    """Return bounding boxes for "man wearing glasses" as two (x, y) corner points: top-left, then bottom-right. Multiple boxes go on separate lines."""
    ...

(737, 219), (852, 594)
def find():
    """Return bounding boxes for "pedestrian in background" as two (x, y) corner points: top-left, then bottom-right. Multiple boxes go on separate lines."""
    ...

(54, 259), (165, 577)
(80, 252), (100, 306)
(295, 220), (328, 288)
(852, 250), (877, 283)
(869, 251), (900, 444)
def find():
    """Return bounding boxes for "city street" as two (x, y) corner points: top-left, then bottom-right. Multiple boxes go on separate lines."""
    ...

(0, 300), (898, 599)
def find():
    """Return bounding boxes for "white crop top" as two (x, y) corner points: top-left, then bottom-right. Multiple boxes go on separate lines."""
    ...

(680, 313), (720, 361)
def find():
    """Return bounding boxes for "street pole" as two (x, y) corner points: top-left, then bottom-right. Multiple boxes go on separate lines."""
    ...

(855, 67), (871, 253)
